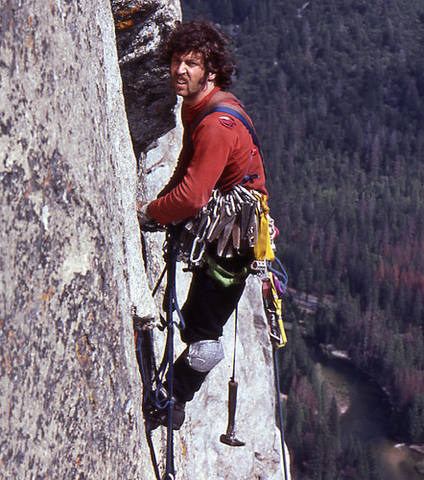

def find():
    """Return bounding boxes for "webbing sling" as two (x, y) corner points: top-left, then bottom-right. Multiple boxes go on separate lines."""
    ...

(191, 103), (264, 159)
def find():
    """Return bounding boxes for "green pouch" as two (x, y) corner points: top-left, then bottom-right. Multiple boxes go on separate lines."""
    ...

(204, 254), (249, 288)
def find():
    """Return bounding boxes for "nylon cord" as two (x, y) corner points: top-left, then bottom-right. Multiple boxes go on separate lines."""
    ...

(231, 306), (238, 382)
(273, 347), (289, 480)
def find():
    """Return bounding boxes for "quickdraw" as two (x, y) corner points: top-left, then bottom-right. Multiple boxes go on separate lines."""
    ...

(262, 261), (288, 349)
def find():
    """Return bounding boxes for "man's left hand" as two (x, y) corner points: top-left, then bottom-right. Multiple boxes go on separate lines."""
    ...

(137, 201), (151, 225)
(137, 201), (165, 232)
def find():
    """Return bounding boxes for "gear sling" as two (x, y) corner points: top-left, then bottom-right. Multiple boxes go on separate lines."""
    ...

(175, 99), (277, 272)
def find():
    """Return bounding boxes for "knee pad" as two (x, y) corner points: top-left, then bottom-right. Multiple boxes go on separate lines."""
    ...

(186, 339), (224, 372)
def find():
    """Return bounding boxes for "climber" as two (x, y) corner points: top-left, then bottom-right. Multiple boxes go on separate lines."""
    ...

(137, 20), (269, 430)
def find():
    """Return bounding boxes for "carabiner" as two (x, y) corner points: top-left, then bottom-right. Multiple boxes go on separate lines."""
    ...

(189, 236), (206, 264)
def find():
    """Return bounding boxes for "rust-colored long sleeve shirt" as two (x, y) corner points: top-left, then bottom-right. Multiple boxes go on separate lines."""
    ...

(148, 87), (267, 225)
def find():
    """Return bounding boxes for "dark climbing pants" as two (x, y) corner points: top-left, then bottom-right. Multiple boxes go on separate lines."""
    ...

(170, 255), (250, 403)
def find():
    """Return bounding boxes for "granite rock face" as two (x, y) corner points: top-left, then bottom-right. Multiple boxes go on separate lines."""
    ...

(0, 1), (290, 478)
(0, 1), (170, 478)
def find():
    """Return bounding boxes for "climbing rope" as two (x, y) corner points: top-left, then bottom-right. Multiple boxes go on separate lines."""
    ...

(136, 223), (291, 479)
(263, 256), (290, 479)
(135, 228), (184, 480)
(163, 230), (178, 479)
(273, 347), (290, 480)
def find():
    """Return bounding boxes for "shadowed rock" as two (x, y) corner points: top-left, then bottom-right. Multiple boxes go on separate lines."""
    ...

(111, 0), (180, 159)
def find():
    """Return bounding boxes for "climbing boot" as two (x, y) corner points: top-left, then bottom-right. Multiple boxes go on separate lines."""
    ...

(146, 387), (186, 431)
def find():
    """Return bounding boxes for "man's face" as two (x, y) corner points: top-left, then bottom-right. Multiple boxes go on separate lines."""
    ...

(171, 51), (212, 103)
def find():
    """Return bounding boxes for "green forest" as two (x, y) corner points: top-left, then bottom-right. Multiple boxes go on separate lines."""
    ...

(181, 1), (424, 478)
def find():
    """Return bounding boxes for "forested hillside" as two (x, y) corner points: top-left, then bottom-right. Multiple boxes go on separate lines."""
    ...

(182, 1), (424, 478)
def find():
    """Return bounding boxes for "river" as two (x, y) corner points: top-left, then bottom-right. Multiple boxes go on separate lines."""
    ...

(311, 347), (424, 480)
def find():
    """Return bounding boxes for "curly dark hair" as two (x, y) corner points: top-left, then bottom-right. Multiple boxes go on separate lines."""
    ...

(162, 20), (236, 90)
